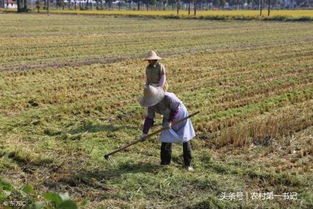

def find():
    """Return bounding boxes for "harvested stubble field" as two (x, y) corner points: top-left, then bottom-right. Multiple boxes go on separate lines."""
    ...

(0, 14), (313, 208)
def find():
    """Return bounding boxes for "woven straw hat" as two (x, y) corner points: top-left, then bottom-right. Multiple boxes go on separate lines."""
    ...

(144, 50), (162, 61)
(139, 85), (165, 107)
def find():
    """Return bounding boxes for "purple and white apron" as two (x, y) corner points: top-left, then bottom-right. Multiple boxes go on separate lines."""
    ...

(159, 104), (196, 143)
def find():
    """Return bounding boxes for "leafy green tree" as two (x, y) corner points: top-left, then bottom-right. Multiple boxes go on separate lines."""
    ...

(67, 0), (72, 9)
(259, 0), (264, 16)
(133, 0), (142, 10)
(56, 0), (65, 9)
(213, 0), (225, 8)
(36, 0), (41, 13)
(143, 0), (156, 10)
(162, 0), (166, 10)
(176, 0), (181, 14)
(168, 0), (176, 9)
(105, 0), (113, 10)
(17, 0), (28, 12)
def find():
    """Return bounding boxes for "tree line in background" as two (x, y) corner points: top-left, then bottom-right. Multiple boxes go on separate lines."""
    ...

(36, 0), (312, 11)
(1, 0), (311, 16)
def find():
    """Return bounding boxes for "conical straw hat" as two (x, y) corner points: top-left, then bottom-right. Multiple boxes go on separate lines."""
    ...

(139, 85), (165, 107)
(144, 50), (162, 61)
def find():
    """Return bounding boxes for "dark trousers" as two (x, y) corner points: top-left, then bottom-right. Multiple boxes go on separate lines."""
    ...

(160, 141), (192, 166)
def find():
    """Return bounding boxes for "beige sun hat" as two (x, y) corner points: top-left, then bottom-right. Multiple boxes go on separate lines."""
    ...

(139, 85), (165, 107)
(144, 50), (162, 61)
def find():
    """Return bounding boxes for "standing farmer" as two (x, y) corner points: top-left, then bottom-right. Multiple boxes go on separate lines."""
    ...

(139, 85), (195, 171)
(144, 50), (168, 90)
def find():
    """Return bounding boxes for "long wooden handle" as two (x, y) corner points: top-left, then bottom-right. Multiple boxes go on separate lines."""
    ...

(104, 111), (200, 159)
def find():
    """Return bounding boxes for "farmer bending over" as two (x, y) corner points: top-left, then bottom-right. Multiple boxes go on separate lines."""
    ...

(139, 85), (195, 171)
(144, 50), (168, 90)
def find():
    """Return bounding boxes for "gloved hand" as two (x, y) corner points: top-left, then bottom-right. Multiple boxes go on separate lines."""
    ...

(163, 121), (171, 129)
(140, 133), (147, 141)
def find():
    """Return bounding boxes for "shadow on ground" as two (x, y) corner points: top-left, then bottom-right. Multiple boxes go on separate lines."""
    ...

(47, 162), (161, 192)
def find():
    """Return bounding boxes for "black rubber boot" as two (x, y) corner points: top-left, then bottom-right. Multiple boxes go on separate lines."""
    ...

(160, 142), (172, 165)
(183, 141), (192, 167)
